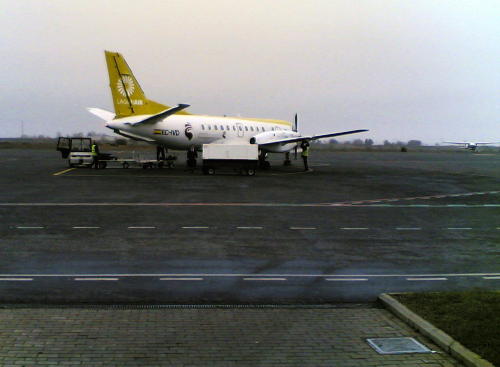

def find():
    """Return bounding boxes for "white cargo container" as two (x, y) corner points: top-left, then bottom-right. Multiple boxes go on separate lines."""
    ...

(202, 144), (258, 175)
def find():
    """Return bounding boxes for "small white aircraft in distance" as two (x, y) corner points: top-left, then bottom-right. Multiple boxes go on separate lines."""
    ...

(88, 51), (368, 167)
(443, 142), (500, 152)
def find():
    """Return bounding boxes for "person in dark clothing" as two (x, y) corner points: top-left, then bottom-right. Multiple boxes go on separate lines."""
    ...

(300, 141), (310, 171)
(91, 142), (100, 169)
(156, 145), (167, 161)
(187, 146), (198, 171)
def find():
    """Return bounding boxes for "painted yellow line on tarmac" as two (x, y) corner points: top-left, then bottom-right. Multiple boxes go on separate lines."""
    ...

(53, 168), (75, 176)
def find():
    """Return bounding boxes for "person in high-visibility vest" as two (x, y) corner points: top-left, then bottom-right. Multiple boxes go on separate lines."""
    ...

(300, 141), (310, 171)
(91, 142), (100, 169)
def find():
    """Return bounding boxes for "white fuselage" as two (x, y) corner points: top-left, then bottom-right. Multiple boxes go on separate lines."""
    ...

(107, 114), (301, 153)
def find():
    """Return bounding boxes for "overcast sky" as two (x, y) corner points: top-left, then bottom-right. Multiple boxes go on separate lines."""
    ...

(1, 0), (499, 143)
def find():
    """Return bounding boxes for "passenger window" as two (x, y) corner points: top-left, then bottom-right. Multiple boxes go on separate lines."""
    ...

(245, 126), (248, 131)
(250, 126), (254, 131)
(227, 125), (230, 130)
(262, 127), (265, 131)
(201, 124), (205, 130)
(214, 125), (218, 130)
(233, 126), (236, 131)
(208, 125), (211, 130)
(220, 125), (224, 130)
(238, 126), (242, 131)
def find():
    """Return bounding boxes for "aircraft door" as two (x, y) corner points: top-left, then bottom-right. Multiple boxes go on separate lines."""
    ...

(236, 122), (244, 137)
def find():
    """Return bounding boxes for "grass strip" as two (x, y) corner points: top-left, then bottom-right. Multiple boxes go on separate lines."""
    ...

(394, 290), (499, 366)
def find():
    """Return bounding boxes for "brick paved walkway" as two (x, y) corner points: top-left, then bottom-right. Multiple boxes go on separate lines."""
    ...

(0, 306), (461, 366)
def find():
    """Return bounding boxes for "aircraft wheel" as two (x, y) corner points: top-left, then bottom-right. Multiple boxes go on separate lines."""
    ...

(207, 167), (215, 175)
(247, 169), (255, 176)
(122, 162), (129, 169)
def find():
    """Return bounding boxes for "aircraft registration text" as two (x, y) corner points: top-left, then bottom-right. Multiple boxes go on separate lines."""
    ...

(154, 129), (180, 136)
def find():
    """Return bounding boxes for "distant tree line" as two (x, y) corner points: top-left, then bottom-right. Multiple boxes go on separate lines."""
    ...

(327, 138), (422, 146)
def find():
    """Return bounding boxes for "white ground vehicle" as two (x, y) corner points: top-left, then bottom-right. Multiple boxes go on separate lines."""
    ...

(57, 137), (94, 167)
(202, 144), (258, 176)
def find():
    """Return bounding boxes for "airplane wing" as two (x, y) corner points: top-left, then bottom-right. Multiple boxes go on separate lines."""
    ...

(443, 142), (468, 145)
(128, 104), (190, 126)
(476, 142), (500, 145)
(258, 129), (368, 146)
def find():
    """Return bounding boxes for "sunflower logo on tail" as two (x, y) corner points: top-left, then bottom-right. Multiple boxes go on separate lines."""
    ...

(116, 76), (135, 97)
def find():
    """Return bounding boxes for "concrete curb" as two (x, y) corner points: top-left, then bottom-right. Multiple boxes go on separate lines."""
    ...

(379, 293), (494, 367)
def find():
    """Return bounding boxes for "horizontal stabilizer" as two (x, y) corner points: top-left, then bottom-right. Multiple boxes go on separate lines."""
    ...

(130, 104), (190, 126)
(87, 107), (115, 121)
(111, 129), (156, 143)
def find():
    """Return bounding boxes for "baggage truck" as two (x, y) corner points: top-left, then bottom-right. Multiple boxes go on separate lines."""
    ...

(56, 137), (116, 168)
(202, 144), (258, 176)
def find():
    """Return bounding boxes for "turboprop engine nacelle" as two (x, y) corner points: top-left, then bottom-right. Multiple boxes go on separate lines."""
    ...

(249, 130), (300, 145)
(250, 130), (302, 153)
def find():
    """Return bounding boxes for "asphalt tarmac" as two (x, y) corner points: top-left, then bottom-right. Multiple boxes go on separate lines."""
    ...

(0, 148), (499, 304)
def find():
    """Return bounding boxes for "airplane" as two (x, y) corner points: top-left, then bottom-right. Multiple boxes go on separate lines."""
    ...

(443, 142), (500, 152)
(88, 51), (368, 167)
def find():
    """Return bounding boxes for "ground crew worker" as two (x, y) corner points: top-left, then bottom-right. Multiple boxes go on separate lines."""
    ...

(156, 145), (167, 161)
(187, 146), (198, 171)
(91, 142), (100, 169)
(300, 141), (310, 171)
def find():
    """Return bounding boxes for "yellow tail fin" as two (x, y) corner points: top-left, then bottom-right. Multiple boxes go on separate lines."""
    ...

(105, 51), (189, 118)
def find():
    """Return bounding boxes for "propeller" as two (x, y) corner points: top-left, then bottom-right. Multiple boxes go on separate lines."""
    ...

(294, 113), (298, 159)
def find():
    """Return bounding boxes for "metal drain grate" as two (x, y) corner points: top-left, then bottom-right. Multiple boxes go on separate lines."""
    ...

(367, 337), (432, 354)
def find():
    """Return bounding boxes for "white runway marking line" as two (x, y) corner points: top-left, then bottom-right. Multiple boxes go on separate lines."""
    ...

(483, 276), (500, 280)
(2, 272), (499, 279)
(325, 278), (368, 282)
(396, 227), (422, 231)
(406, 277), (448, 281)
(289, 227), (316, 230)
(16, 226), (44, 229)
(341, 227), (369, 230)
(74, 278), (119, 281)
(127, 226), (156, 229)
(159, 278), (204, 281)
(236, 226), (263, 229)
(447, 227), (472, 230)
(73, 226), (100, 229)
(243, 278), (287, 281)
(182, 226), (209, 229)
(0, 278), (33, 281)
